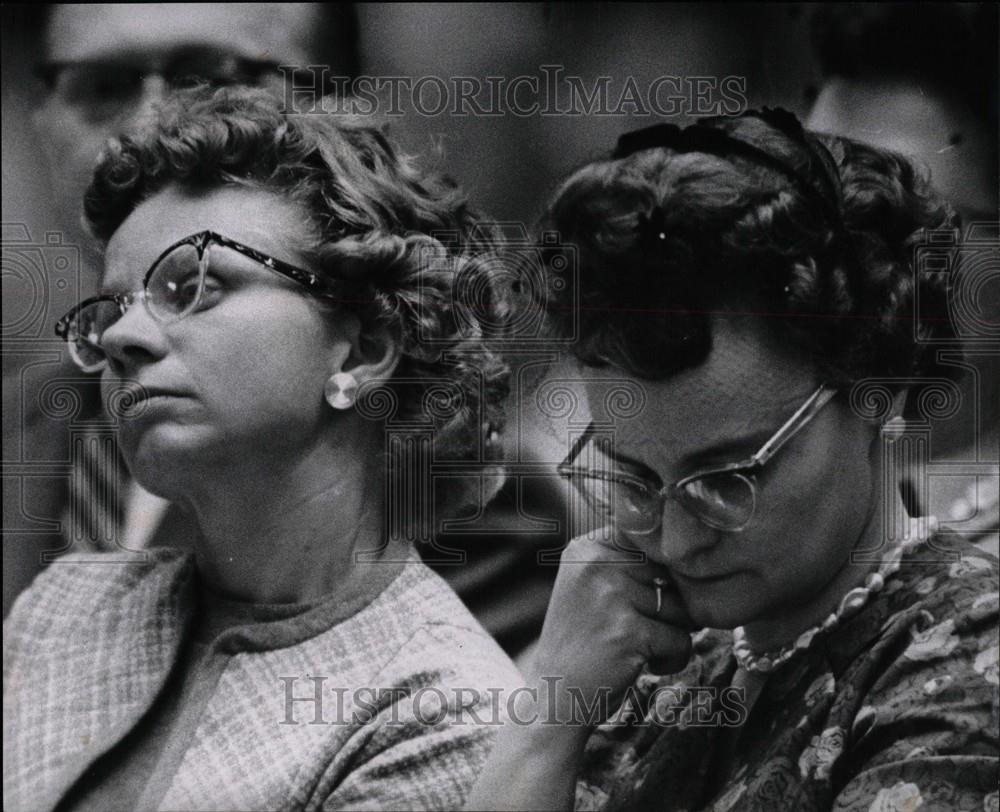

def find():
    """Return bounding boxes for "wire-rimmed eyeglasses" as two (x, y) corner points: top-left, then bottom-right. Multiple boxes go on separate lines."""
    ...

(557, 385), (838, 533)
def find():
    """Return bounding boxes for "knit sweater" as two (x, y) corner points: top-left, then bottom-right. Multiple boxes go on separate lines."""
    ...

(3, 547), (524, 811)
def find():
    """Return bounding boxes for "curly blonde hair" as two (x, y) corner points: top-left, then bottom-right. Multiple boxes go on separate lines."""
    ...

(84, 86), (509, 520)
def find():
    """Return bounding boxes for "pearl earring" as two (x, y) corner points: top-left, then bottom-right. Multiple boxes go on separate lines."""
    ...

(325, 372), (358, 410)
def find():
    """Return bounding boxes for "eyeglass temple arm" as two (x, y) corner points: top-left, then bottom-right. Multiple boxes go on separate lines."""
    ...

(749, 385), (838, 467)
(560, 422), (597, 471)
(205, 231), (334, 293)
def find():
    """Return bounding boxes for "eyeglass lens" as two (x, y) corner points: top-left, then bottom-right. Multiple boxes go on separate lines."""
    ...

(677, 473), (755, 531)
(146, 242), (208, 321)
(573, 468), (756, 534)
(49, 51), (274, 118)
(577, 475), (661, 533)
(65, 241), (210, 370)
(67, 299), (124, 372)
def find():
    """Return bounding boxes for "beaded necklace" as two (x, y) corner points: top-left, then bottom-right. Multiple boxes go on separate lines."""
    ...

(731, 515), (940, 674)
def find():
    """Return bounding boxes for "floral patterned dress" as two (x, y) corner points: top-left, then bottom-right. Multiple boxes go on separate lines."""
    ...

(576, 535), (999, 811)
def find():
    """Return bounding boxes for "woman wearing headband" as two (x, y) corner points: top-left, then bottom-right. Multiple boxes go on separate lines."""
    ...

(468, 109), (998, 811)
(3, 87), (521, 811)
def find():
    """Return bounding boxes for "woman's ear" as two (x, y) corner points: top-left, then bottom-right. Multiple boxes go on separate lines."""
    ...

(870, 388), (910, 450)
(340, 320), (403, 388)
(886, 388), (910, 426)
(322, 313), (402, 411)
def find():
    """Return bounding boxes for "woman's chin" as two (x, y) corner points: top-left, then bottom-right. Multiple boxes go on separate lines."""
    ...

(686, 605), (742, 631)
(670, 576), (756, 631)
(681, 592), (758, 631)
(122, 425), (217, 494)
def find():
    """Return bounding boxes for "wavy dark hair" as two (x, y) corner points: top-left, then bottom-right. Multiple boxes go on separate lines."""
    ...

(83, 85), (508, 521)
(540, 109), (959, 390)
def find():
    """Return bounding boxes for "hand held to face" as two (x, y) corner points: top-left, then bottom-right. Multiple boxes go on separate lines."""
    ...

(526, 530), (695, 733)
(464, 530), (695, 812)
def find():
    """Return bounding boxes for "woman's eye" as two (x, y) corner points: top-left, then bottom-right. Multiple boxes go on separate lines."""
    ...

(616, 465), (662, 493)
(594, 443), (658, 484)
(193, 275), (224, 310)
(584, 483), (617, 515)
(165, 275), (202, 308)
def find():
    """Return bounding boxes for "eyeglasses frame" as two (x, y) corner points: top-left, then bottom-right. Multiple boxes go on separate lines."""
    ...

(35, 53), (282, 94)
(556, 383), (839, 533)
(55, 230), (337, 367)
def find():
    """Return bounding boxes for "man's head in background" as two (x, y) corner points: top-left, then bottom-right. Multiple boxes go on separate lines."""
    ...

(805, 2), (997, 222)
(30, 3), (359, 257)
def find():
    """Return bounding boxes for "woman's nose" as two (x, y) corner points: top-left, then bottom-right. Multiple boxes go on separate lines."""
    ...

(100, 298), (169, 372)
(651, 498), (718, 566)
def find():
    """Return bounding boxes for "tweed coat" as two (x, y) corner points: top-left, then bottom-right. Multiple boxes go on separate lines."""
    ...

(4, 547), (523, 811)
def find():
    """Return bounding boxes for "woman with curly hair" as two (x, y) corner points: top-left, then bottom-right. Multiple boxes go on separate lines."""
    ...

(468, 109), (999, 810)
(3, 87), (521, 812)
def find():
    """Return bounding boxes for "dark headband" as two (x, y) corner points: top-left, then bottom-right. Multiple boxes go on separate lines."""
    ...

(616, 108), (865, 299)
(613, 107), (843, 221)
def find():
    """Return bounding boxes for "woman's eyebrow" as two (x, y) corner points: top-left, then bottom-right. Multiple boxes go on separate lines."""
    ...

(674, 392), (819, 469)
(593, 432), (766, 481)
(591, 440), (659, 479)
(590, 389), (820, 477)
(675, 429), (775, 470)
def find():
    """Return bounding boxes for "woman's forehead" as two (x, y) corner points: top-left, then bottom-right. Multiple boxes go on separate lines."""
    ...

(583, 316), (819, 449)
(103, 186), (312, 286)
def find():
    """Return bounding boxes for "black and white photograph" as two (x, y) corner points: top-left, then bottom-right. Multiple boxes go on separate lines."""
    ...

(2, 3), (997, 810)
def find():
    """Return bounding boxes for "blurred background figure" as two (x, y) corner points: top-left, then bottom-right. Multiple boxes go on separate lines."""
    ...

(807, 2), (997, 222)
(34, 3), (359, 262)
(807, 1), (999, 556)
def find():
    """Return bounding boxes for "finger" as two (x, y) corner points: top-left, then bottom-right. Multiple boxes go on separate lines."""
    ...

(628, 581), (691, 627)
(573, 546), (693, 627)
(560, 533), (694, 626)
(589, 526), (650, 561)
(613, 565), (688, 622)
(560, 531), (636, 565)
(593, 530), (675, 591)
(617, 557), (671, 588)
(638, 618), (693, 675)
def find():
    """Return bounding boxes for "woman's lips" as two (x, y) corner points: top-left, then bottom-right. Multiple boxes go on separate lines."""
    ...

(115, 386), (190, 417)
(672, 569), (741, 584)
(138, 393), (185, 406)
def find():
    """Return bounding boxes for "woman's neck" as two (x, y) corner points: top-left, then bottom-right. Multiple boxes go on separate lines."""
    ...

(741, 487), (910, 655)
(174, 440), (407, 604)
